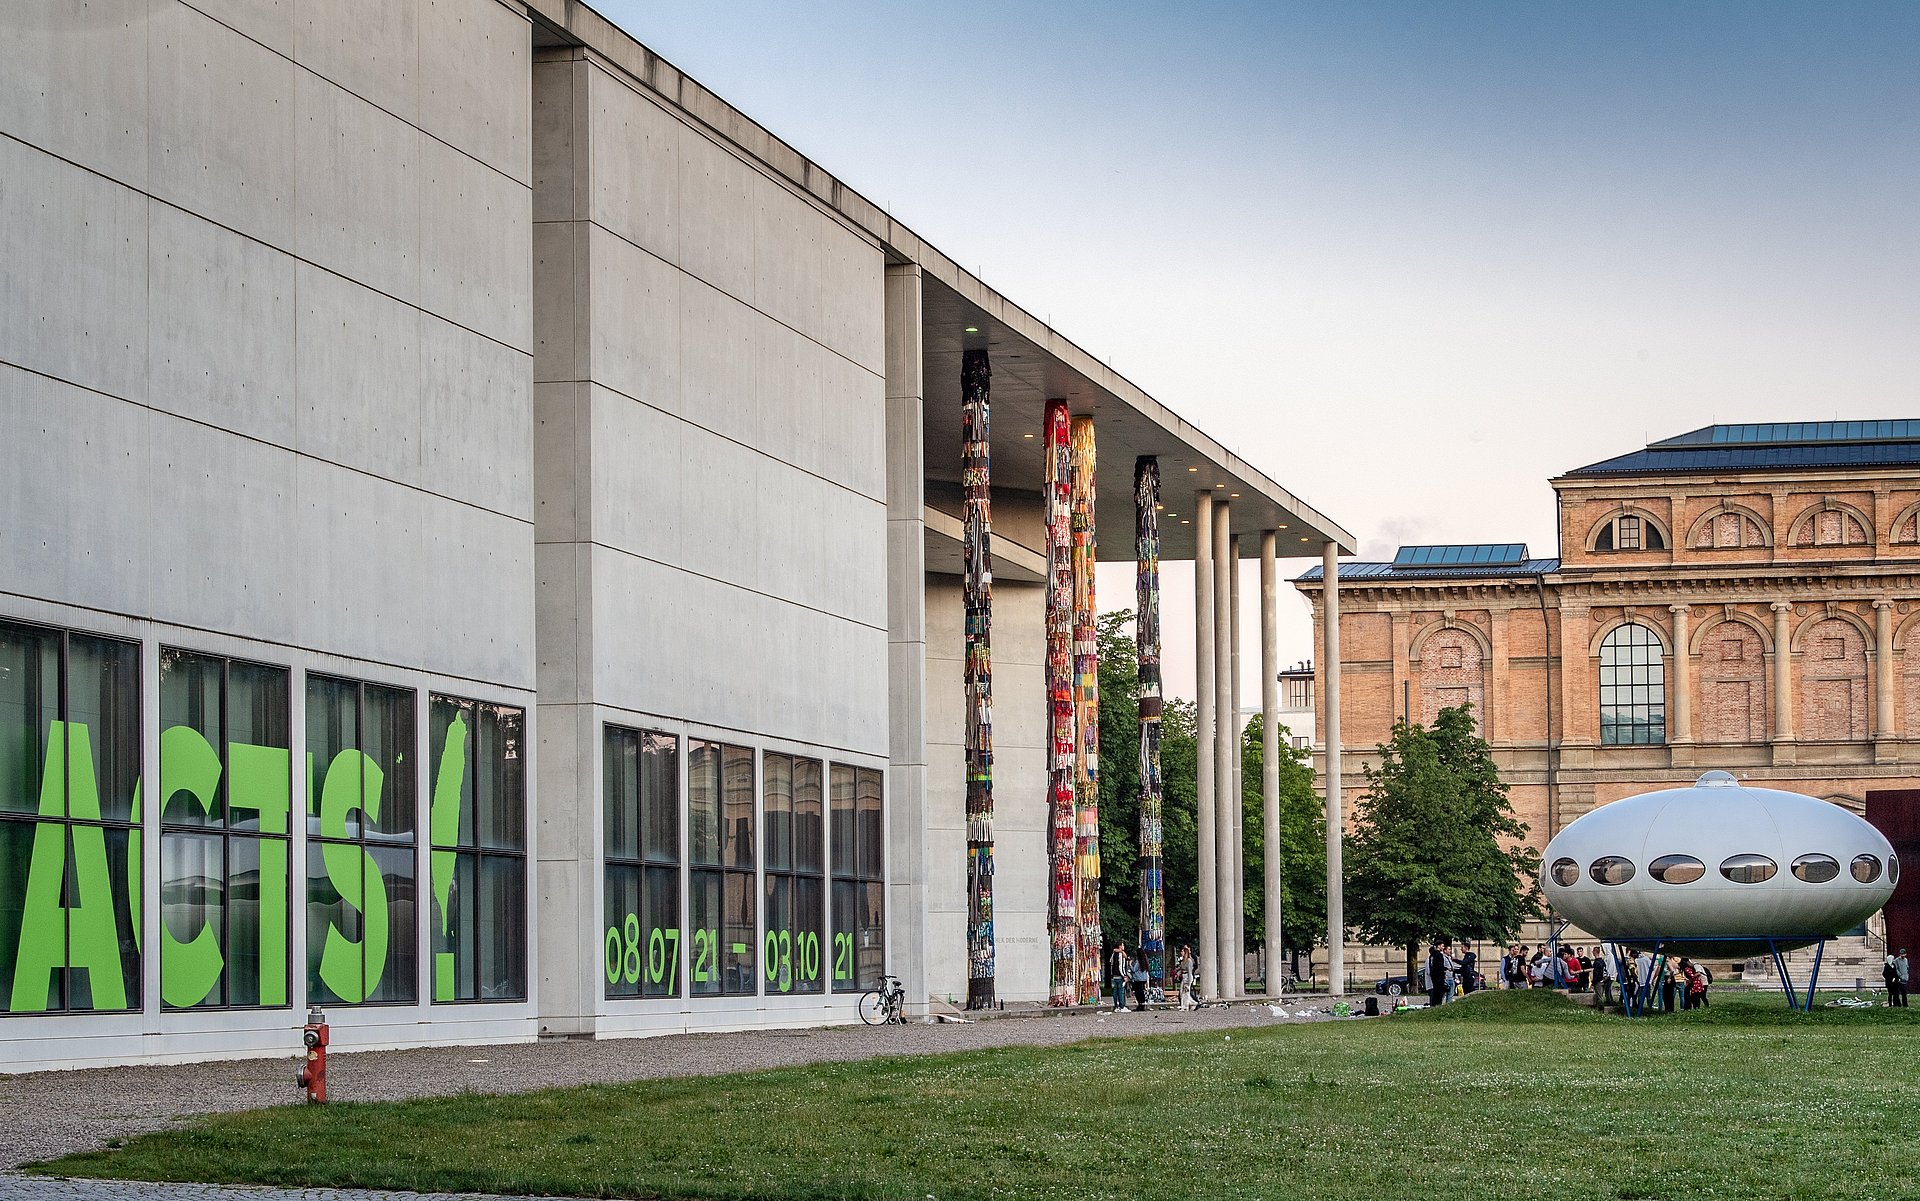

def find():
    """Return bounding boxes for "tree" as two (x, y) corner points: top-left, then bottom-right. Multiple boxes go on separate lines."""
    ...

(1241, 715), (1326, 977)
(1344, 704), (1542, 988)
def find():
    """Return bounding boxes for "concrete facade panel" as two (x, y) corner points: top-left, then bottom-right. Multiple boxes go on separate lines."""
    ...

(0, 0), (148, 190)
(534, 540), (589, 705)
(533, 381), (586, 543)
(418, 494), (535, 689)
(676, 127), (757, 304)
(0, 139), (148, 403)
(147, 202), (298, 447)
(531, 220), (584, 383)
(419, 312), (534, 519)
(585, 385), (685, 567)
(418, 130), (532, 351)
(292, 453), (425, 667)
(0, 367), (150, 617)
(293, 0), (417, 124)
(417, 0), (530, 183)
(750, 172), (823, 341)
(818, 350), (886, 502)
(529, 59), (579, 225)
(149, 0), (295, 249)
(677, 277), (761, 452)
(294, 263), (422, 484)
(586, 225), (680, 413)
(142, 408), (299, 642)
(294, 69), (420, 306)
(181, 0), (294, 55)
(586, 64), (679, 265)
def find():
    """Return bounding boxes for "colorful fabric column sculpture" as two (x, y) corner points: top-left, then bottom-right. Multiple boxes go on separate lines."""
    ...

(1070, 417), (1102, 1004)
(1043, 402), (1078, 1005)
(961, 349), (996, 1009)
(1135, 456), (1166, 985)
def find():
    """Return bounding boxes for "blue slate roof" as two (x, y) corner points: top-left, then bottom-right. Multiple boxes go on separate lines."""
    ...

(1296, 557), (1560, 583)
(1566, 420), (1920, 476)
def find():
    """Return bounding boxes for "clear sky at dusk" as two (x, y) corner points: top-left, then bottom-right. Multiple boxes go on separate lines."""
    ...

(591, 0), (1920, 708)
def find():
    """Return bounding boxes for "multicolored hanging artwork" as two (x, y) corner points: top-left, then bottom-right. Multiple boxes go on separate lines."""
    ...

(1070, 416), (1102, 1005)
(961, 348), (996, 1009)
(1043, 402), (1078, 1006)
(1134, 456), (1166, 985)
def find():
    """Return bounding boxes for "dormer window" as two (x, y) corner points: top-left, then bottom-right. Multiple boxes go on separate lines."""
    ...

(1593, 513), (1666, 552)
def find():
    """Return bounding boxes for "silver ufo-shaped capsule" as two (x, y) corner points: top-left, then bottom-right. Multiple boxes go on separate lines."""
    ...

(1540, 770), (1898, 956)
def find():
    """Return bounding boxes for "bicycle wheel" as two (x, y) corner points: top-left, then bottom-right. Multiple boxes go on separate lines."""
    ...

(858, 989), (888, 1025)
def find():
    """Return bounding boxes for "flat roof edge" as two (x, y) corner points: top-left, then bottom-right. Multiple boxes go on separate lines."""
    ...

(522, 0), (1356, 554)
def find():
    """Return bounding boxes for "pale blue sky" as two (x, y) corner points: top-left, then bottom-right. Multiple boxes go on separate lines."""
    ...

(593, 1), (1920, 702)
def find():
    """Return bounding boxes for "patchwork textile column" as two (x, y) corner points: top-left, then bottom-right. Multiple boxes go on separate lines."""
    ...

(1070, 416), (1103, 1004)
(1043, 402), (1078, 1006)
(1134, 456), (1166, 986)
(961, 348), (996, 1009)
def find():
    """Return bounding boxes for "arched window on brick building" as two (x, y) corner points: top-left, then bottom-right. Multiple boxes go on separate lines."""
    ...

(1416, 626), (1486, 726)
(1799, 617), (1869, 741)
(1789, 502), (1870, 548)
(1699, 620), (1767, 743)
(1592, 513), (1668, 552)
(1689, 506), (1770, 550)
(1888, 503), (1920, 546)
(1599, 623), (1665, 745)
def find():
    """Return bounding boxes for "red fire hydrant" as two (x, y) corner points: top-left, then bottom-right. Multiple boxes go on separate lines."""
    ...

(296, 1006), (329, 1104)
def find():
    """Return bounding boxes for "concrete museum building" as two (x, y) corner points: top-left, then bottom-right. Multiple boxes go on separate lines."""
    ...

(1296, 422), (1920, 974)
(0, 0), (1352, 1070)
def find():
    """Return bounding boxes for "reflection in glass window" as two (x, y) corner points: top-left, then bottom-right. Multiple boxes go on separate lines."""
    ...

(429, 696), (527, 1003)
(1719, 854), (1777, 884)
(830, 765), (886, 991)
(763, 753), (824, 995)
(159, 650), (292, 1009)
(1791, 854), (1840, 883)
(604, 727), (679, 999)
(1852, 854), (1883, 884)
(689, 741), (755, 996)
(1589, 856), (1636, 886)
(1892, 854), (1901, 887)
(0, 621), (142, 1014)
(1599, 623), (1666, 745)
(1549, 858), (1579, 887)
(306, 675), (417, 1006)
(1649, 855), (1705, 885)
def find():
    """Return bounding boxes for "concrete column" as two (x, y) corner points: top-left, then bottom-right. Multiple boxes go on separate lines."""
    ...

(1194, 493), (1218, 998)
(1043, 402), (1076, 1006)
(1669, 604), (1692, 744)
(1212, 501), (1235, 998)
(882, 265), (930, 1016)
(1229, 533), (1244, 991)
(1772, 601), (1794, 743)
(1876, 599), (1896, 738)
(1260, 531), (1281, 992)
(1323, 540), (1345, 997)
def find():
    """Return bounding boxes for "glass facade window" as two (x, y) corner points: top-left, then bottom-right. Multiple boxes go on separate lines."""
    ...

(762, 753), (824, 995)
(0, 621), (141, 1015)
(688, 741), (756, 996)
(1599, 623), (1666, 745)
(429, 696), (527, 1003)
(830, 765), (885, 991)
(158, 650), (291, 1009)
(1851, 854), (1883, 884)
(1548, 858), (1579, 887)
(306, 675), (417, 1006)
(1719, 853), (1777, 884)
(604, 726), (680, 999)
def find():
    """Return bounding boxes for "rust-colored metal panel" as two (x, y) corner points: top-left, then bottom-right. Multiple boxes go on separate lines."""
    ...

(1865, 790), (1920, 956)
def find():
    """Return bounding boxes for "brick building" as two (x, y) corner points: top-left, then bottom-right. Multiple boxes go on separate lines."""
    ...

(1294, 421), (1920, 972)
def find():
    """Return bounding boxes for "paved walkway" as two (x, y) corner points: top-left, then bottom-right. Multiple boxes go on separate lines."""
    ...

(1, 999), (1343, 1200)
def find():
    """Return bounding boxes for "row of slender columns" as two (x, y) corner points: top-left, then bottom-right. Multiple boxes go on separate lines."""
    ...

(1190, 496), (1299, 999)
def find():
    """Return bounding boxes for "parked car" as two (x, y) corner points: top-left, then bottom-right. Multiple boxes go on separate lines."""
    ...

(1375, 966), (1486, 995)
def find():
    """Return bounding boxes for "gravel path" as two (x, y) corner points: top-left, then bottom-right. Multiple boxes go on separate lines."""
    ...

(1, 999), (1348, 1196)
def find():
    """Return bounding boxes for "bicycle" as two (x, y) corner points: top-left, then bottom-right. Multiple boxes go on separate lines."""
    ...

(859, 974), (907, 1025)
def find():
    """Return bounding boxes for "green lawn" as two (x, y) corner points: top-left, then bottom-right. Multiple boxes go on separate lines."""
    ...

(37, 991), (1920, 1201)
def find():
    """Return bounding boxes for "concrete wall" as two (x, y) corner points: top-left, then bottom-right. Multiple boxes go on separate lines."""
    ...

(530, 50), (889, 1034)
(0, 0), (537, 1067)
